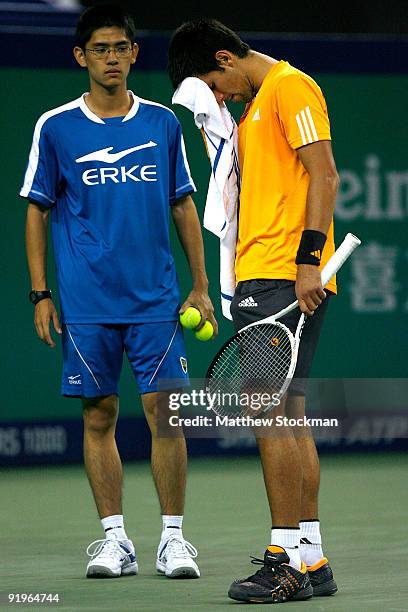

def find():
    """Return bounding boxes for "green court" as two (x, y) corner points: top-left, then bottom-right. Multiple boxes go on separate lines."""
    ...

(1, 453), (406, 611)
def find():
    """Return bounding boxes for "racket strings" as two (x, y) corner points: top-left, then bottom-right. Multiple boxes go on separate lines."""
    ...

(207, 323), (294, 418)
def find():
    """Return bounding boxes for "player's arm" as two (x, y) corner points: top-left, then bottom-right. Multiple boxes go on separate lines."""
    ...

(25, 201), (61, 347)
(296, 141), (339, 315)
(171, 194), (218, 335)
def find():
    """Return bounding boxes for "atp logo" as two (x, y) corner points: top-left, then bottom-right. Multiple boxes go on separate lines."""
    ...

(75, 141), (158, 186)
(68, 374), (82, 385)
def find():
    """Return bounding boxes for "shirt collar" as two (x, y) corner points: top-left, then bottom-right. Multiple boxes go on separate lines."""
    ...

(79, 91), (140, 124)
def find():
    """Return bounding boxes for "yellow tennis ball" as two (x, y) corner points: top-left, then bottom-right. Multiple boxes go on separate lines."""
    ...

(180, 307), (201, 329)
(195, 320), (214, 341)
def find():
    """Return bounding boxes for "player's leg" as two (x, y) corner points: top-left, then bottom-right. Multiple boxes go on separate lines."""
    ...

(83, 393), (137, 577)
(255, 395), (303, 553)
(61, 323), (137, 578)
(286, 394), (337, 596)
(141, 391), (186, 515)
(82, 394), (122, 519)
(285, 394), (320, 521)
(125, 321), (199, 578)
(233, 280), (305, 545)
(142, 392), (199, 578)
(228, 280), (312, 603)
(284, 293), (337, 596)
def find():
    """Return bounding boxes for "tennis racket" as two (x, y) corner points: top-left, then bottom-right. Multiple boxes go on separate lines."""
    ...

(205, 233), (361, 418)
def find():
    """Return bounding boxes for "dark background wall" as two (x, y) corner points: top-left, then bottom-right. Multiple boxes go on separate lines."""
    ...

(3, 0), (408, 35)
(79, 0), (408, 35)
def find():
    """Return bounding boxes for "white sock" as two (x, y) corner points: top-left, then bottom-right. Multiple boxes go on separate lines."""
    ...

(101, 514), (128, 541)
(271, 527), (301, 570)
(161, 515), (183, 541)
(299, 520), (324, 566)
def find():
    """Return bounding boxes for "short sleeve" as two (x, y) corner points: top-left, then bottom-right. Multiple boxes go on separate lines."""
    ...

(20, 117), (59, 207)
(168, 120), (196, 204)
(275, 74), (331, 149)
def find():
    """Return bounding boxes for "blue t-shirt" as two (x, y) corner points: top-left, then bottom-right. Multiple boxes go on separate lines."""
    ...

(20, 92), (196, 324)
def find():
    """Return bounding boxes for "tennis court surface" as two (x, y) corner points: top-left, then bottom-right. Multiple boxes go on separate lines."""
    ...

(1, 453), (406, 611)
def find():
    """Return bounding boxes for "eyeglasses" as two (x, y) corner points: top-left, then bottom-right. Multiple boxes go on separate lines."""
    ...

(85, 45), (132, 59)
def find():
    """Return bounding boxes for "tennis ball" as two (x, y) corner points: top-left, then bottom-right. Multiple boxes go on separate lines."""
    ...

(180, 306), (201, 329)
(195, 320), (214, 341)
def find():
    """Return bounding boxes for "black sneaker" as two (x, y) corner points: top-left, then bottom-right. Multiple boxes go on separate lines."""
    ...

(307, 557), (338, 596)
(228, 546), (313, 604)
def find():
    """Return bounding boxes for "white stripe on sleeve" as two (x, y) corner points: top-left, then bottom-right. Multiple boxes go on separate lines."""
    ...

(305, 106), (319, 141)
(295, 113), (307, 146)
(20, 97), (82, 198)
(180, 134), (196, 191)
(300, 109), (313, 144)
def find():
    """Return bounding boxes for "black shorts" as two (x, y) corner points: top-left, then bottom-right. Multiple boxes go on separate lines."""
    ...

(230, 279), (330, 396)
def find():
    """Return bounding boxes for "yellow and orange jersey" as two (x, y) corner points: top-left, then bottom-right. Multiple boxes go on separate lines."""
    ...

(236, 60), (336, 293)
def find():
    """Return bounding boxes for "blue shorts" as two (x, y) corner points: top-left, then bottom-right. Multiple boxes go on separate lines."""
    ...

(61, 321), (189, 397)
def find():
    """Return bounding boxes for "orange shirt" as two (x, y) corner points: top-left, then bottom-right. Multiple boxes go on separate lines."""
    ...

(236, 60), (336, 293)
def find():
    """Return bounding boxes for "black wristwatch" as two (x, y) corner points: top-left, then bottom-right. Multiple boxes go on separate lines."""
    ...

(29, 289), (52, 305)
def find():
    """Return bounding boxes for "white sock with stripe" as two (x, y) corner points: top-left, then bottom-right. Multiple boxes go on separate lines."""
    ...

(101, 514), (128, 541)
(299, 520), (324, 566)
(161, 515), (183, 541)
(271, 527), (301, 570)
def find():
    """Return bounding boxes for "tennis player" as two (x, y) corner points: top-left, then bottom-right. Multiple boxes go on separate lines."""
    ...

(168, 19), (338, 603)
(21, 4), (217, 579)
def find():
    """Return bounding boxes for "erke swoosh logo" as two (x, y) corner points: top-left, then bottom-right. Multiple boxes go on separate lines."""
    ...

(75, 141), (157, 164)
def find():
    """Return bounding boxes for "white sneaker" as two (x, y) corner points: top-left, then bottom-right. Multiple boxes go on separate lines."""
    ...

(156, 535), (200, 578)
(86, 538), (138, 578)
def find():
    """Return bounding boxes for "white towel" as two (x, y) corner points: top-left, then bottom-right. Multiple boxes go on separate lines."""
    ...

(172, 77), (240, 319)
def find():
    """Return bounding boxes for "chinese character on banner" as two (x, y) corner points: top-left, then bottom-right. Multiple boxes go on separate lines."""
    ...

(350, 242), (399, 312)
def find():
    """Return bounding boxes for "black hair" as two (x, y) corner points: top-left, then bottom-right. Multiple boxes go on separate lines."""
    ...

(168, 19), (250, 89)
(75, 3), (136, 49)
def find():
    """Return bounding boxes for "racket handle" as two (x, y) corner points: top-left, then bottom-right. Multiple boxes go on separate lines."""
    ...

(321, 233), (361, 287)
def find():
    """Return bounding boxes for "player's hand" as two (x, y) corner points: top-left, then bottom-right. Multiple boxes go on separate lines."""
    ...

(180, 289), (218, 337)
(295, 264), (326, 316)
(34, 299), (62, 348)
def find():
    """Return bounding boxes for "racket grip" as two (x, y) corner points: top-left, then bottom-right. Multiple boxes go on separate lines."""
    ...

(320, 233), (361, 287)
